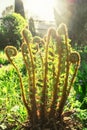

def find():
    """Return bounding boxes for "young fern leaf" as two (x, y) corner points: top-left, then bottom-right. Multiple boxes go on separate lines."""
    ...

(4, 46), (30, 115)
(22, 29), (38, 125)
(49, 34), (62, 118)
(21, 43), (33, 118)
(57, 24), (71, 115)
(57, 24), (80, 116)
(67, 52), (80, 96)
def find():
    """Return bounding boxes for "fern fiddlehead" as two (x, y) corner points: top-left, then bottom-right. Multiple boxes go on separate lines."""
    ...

(4, 46), (30, 115)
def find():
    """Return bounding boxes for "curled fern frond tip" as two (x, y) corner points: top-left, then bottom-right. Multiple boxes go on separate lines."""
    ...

(69, 52), (80, 64)
(57, 23), (68, 36)
(4, 46), (17, 57)
(47, 27), (57, 39)
(33, 36), (41, 43)
(22, 29), (32, 44)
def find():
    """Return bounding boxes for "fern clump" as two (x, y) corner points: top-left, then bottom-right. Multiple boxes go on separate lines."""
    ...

(5, 23), (80, 129)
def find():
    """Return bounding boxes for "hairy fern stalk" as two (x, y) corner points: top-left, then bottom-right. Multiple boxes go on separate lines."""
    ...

(5, 23), (80, 129)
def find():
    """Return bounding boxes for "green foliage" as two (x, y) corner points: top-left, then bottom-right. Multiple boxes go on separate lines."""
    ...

(4, 23), (80, 129)
(0, 13), (27, 49)
(64, 89), (87, 129)
(0, 51), (9, 65)
(0, 54), (27, 129)
(74, 52), (87, 102)
(75, 109), (87, 129)
(81, 97), (87, 109)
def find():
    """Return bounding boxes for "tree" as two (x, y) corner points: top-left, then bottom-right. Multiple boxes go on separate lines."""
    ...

(15, 0), (25, 18)
(0, 13), (27, 49)
(54, 0), (87, 48)
(29, 17), (36, 36)
(2, 5), (13, 17)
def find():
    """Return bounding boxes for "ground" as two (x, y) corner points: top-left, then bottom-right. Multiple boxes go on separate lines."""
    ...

(0, 110), (83, 130)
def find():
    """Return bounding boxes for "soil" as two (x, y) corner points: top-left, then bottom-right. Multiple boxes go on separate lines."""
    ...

(0, 110), (83, 130)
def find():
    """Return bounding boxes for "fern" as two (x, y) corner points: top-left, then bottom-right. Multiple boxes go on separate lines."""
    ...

(5, 23), (80, 129)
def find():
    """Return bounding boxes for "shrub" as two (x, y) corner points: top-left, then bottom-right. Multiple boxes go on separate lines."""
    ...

(0, 13), (27, 49)
(74, 52), (87, 102)
(0, 51), (9, 65)
(5, 23), (80, 129)
(81, 97), (87, 109)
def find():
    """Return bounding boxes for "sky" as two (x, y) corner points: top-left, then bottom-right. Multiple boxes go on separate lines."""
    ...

(0, 0), (54, 21)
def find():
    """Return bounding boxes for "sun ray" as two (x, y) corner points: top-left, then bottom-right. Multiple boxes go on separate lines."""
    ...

(22, 0), (54, 21)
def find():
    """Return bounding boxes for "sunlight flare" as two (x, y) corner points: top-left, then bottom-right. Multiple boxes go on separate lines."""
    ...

(22, 0), (54, 21)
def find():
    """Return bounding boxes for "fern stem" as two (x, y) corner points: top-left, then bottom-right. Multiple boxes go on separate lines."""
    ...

(58, 30), (70, 116)
(49, 35), (62, 117)
(21, 44), (34, 118)
(67, 62), (80, 96)
(22, 29), (38, 125)
(40, 36), (49, 122)
(26, 44), (38, 125)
